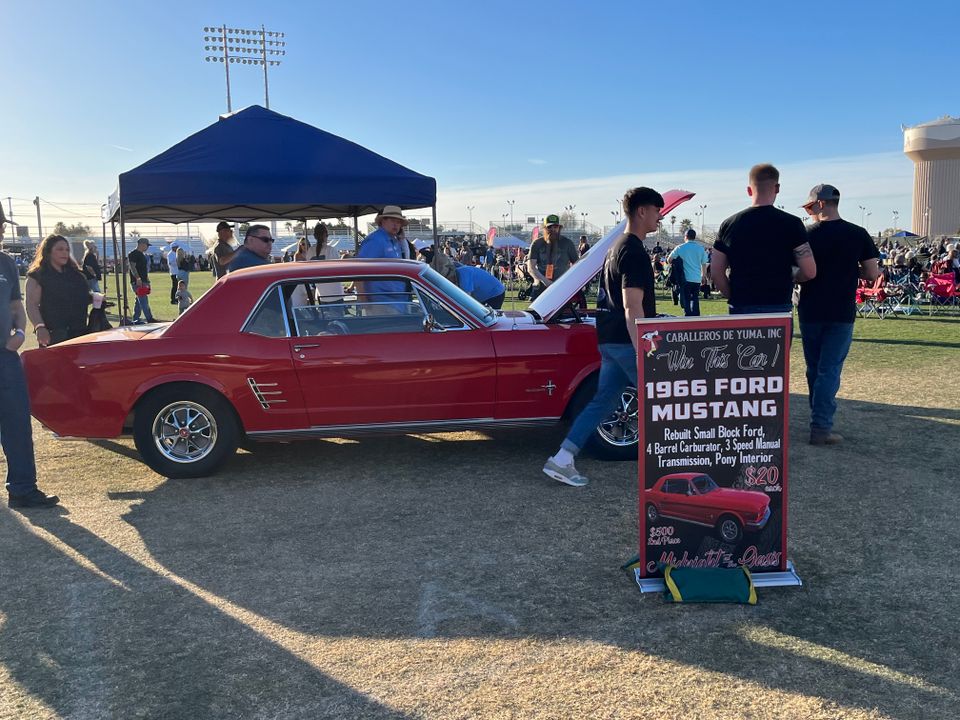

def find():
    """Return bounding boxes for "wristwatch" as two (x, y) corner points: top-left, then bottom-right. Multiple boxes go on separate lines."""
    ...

(12, 328), (25, 337)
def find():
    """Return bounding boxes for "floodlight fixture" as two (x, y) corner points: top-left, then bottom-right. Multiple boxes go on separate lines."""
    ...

(203, 23), (286, 113)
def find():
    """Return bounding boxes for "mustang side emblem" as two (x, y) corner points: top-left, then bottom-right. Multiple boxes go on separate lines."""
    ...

(639, 331), (662, 357)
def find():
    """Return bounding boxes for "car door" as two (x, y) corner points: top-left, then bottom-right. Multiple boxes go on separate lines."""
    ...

(286, 276), (497, 428)
(660, 478), (693, 520)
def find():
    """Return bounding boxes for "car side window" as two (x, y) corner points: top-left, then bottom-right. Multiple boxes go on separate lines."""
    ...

(286, 278), (440, 337)
(663, 479), (686, 495)
(243, 286), (289, 338)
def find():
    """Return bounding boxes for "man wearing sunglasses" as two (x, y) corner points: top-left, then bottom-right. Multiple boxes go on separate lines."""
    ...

(228, 224), (274, 272)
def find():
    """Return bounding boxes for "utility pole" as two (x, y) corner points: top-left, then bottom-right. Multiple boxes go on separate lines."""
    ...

(33, 196), (43, 239)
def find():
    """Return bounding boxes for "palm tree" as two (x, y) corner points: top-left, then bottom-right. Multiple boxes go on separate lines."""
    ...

(670, 215), (677, 240)
(679, 218), (693, 236)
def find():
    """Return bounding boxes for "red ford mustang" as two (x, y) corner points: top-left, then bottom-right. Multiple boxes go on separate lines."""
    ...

(645, 472), (770, 544)
(24, 192), (693, 478)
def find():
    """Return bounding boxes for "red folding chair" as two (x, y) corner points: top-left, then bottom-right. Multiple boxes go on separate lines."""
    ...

(924, 273), (959, 314)
(857, 275), (891, 318)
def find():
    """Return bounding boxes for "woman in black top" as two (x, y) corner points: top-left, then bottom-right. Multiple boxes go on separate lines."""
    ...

(25, 234), (91, 346)
(81, 239), (102, 292)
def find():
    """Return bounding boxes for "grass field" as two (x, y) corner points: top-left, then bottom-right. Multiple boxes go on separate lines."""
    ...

(2, 274), (959, 719)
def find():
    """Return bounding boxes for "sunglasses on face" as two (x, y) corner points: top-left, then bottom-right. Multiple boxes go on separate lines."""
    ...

(252, 235), (274, 243)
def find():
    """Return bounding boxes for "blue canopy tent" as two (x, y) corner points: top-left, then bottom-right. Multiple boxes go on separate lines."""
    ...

(105, 105), (436, 223)
(102, 105), (437, 321)
(892, 230), (920, 238)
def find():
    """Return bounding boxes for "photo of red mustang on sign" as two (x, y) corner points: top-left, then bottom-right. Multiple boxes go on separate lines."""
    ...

(637, 314), (791, 578)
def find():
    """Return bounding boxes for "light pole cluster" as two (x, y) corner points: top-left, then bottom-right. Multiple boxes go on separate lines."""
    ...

(506, 200), (515, 231)
(203, 24), (286, 112)
(698, 204), (707, 236)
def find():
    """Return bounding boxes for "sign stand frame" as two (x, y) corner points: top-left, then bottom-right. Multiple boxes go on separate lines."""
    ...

(633, 560), (802, 593)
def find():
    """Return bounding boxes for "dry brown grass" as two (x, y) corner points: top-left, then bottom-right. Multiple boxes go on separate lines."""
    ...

(2, 308), (958, 719)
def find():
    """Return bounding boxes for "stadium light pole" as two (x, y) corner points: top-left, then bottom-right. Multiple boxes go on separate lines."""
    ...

(507, 200), (515, 231)
(580, 212), (588, 231)
(501, 213), (509, 233)
(204, 24), (286, 112)
(858, 204), (867, 227)
(698, 204), (707, 236)
(892, 210), (899, 234)
(466, 205), (475, 231)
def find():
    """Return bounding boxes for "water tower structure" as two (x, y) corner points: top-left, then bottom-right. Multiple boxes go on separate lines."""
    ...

(903, 115), (960, 237)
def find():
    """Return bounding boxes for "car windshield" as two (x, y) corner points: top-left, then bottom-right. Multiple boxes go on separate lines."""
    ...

(420, 266), (496, 326)
(692, 475), (719, 494)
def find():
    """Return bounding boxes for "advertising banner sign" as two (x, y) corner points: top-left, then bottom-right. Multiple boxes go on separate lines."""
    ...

(637, 314), (791, 579)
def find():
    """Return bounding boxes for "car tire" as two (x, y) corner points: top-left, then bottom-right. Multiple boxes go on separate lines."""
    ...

(716, 515), (742, 544)
(646, 503), (659, 524)
(133, 384), (240, 479)
(590, 385), (640, 461)
(564, 378), (640, 461)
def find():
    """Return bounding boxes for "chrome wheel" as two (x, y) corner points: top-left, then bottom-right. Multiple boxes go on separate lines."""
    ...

(597, 386), (639, 447)
(152, 401), (218, 464)
(718, 517), (741, 544)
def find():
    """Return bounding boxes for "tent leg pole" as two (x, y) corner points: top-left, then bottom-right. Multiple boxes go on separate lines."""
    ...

(110, 221), (125, 325)
(353, 213), (359, 255)
(119, 215), (129, 326)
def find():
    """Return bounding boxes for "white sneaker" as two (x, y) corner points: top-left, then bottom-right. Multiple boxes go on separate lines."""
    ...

(543, 457), (589, 487)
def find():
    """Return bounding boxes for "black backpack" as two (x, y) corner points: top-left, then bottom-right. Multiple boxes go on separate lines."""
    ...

(669, 256), (685, 287)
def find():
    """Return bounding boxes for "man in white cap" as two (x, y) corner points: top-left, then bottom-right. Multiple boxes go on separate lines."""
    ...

(166, 242), (180, 304)
(357, 206), (410, 312)
(0, 206), (59, 508)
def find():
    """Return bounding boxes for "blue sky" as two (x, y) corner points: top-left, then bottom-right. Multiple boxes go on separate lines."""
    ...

(2, 0), (955, 237)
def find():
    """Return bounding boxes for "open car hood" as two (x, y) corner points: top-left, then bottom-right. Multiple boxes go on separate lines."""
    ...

(529, 189), (695, 322)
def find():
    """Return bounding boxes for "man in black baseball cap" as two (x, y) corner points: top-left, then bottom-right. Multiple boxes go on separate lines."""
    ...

(801, 184), (841, 209)
(798, 183), (880, 446)
(212, 221), (237, 279)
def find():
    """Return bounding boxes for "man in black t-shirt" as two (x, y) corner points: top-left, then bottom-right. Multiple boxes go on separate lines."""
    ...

(711, 163), (817, 313)
(542, 187), (663, 487)
(798, 184), (880, 446)
(127, 237), (155, 324)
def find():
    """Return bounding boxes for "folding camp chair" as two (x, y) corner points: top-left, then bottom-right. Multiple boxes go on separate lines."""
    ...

(924, 273), (959, 314)
(856, 276), (892, 319)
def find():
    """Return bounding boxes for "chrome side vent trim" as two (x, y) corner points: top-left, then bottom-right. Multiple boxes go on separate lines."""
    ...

(247, 378), (288, 410)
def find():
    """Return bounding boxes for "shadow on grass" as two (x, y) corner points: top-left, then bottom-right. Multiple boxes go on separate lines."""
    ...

(5, 397), (959, 717)
(99, 397), (960, 718)
(852, 337), (960, 349)
(0, 509), (412, 718)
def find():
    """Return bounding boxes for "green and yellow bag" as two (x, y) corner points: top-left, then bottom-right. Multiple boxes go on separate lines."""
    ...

(662, 564), (757, 605)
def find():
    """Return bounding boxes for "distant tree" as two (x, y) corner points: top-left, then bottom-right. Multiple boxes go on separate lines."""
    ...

(53, 221), (90, 237)
(669, 215), (677, 239)
(329, 219), (352, 235)
(238, 223), (250, 237)
(679, 218), (693, 235)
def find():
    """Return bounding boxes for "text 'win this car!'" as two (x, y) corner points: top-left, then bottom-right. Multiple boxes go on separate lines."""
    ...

(23, 191), (694, 478)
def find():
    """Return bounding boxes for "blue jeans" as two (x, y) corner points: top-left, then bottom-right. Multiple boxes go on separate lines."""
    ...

(679, 281), (701, 316)
(562, 343), (637, 455)
(131, 283), (154, 322)
(799, 321), (854, 433)
(0, 350), (38, 496)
